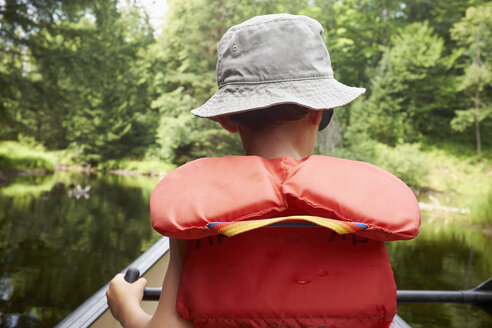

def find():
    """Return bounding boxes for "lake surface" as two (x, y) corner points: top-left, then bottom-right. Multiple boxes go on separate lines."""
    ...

(0, 171), (491, 327)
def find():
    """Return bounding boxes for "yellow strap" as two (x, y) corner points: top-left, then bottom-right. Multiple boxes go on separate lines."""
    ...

(207, 215), (368, 237)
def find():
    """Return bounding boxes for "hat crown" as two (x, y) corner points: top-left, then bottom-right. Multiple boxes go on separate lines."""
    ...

(216, 14), (333, 87)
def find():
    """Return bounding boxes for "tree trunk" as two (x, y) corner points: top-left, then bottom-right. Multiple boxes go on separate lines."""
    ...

(475, 89), (481, 160)
(474, 30), (482, 160)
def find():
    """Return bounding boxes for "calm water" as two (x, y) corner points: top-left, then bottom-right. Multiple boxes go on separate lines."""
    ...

(0, 172), (491, 327)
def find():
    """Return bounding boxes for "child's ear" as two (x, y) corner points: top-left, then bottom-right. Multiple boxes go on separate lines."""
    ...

(217, 115), (239, 133)
(308, 110), (322, 126)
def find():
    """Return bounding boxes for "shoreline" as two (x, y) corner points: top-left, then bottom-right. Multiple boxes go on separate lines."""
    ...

(0, 165), (168, 186)
(0, 166), (482, 222)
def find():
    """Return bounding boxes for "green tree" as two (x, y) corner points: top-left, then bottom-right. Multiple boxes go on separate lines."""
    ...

(63, 2), (157, 163)
(349, 23), (450, 145)
(404, 0), (489, 45)
(0, 0), (77, 144)
(307, 0), (406, 87)
(450, 4), (492, 159)
(1, 1), (158, 163)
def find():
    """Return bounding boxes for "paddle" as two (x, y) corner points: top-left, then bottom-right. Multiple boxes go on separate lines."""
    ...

(124, 268), (492, 315)
(124, 268), (161, 300)
(124, 267), (140, 283)
(397, 278), (492, 315)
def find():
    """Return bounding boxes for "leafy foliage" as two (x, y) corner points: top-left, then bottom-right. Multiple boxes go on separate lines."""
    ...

(328, 141), (430, 187)
(1, 0), (156, 163)
(450, 3), (492, 158)
(348, 23), (452, 145)
(1, 0), (491, 167)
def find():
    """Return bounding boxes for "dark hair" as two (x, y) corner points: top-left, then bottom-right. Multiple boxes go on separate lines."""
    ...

(229, 104), (309, 132)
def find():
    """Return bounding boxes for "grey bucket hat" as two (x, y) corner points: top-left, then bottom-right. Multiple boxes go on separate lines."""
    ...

(191, 14), (365, 118)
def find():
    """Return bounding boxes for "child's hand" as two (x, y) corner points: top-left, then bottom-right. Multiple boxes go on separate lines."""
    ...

(106, 273), (147, 326)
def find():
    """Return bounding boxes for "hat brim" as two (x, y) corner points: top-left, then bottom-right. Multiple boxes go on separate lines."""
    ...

(191, 77), (365, 118)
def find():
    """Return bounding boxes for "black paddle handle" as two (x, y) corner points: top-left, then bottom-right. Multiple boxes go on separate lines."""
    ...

(124, 267), (161, 301)
(397, 290), (492, 304)
(143, 287), (161, 301)
(124, 268), (140, 283)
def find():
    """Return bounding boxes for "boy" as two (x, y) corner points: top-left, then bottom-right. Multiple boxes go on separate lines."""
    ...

(107, 14), (420, 328)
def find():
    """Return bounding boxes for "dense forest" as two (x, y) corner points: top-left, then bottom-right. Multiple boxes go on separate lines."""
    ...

(1, 0), (491, 168)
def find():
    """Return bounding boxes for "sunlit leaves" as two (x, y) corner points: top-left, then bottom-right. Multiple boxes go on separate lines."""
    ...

(450, 3), (492, 156)
(349, 22), (449, 144)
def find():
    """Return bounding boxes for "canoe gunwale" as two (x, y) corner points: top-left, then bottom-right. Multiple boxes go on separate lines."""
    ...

(392, 314), (412, 328)
(55, 237), (170, 328)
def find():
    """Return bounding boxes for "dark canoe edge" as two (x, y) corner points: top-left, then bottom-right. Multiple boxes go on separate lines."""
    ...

(54, 236), (412, 328)
(55, 237), (170, 328)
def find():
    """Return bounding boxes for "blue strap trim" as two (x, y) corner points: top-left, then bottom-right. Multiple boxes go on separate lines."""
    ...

(354, 223), (368, 229)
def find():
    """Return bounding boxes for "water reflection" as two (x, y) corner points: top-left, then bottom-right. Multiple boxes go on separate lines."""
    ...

(67, 185), (91, 200)
(0, 172), (161, 327)
(0, 172), (491, 327)
(388, 210), (492, 328)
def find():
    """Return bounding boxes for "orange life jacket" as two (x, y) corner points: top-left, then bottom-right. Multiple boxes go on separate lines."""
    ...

(150, 155), (421, 328)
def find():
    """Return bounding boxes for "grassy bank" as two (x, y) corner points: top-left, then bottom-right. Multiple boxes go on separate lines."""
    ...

(326, 142), (430, 188)
(0, 141), (59, 170)
(324, 140), (492, 225)
(423, 146), (491, 225)
(0, 140), (176, 175)
(97, 159), (176, 174)
(471, 187), (492, 224)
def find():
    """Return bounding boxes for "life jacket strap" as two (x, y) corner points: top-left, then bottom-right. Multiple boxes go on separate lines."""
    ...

(207, 215), (368, 237)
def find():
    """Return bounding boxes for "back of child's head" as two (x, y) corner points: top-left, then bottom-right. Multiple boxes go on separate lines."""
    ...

(230, 104), (309, 132)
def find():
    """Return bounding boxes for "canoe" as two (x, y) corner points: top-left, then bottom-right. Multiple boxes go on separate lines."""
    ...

(55, 237), (412, 328)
